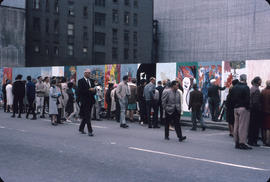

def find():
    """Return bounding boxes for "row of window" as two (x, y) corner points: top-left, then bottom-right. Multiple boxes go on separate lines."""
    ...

(33, 45), (138, 60)
(96, 0), (139, 8)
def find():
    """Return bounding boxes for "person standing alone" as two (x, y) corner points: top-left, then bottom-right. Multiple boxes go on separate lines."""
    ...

(78, 69), (96, 136)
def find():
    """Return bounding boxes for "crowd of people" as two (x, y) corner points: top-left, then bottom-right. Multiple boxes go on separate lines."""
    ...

(1, 69), (270, 147)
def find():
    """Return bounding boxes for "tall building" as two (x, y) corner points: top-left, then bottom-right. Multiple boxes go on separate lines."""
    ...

(0, 5), (25, 67)
(154, 0), (270, 63)
(26, 0), (153, 67)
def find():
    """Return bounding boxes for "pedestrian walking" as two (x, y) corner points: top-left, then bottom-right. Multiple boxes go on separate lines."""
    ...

(230, 74), (252, 150)
(189, 84), (206, 131)
(26, 76), (37, 120)
(261, 80), (270, 147)
(116, 75), (130, 128)
(11, 74), (25, 118)
(248, 77), (262, 146)
(162, 80), (186, 142)
(78, 69), (96, 136)
(207, 79), (226, 121)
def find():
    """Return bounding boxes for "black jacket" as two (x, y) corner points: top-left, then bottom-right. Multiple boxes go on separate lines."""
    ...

(156, 85), (164, 104)
(208, 85), (226, 102)
(189, 90), (203, 110)
(78, 78), (96, 105)
(12, 80), (25, 98)
(230, 82), (250, 109)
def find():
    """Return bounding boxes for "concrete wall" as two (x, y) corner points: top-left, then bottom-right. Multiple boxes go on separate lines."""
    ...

(154, 0), (270, 62)
(0, 6), (25, 67)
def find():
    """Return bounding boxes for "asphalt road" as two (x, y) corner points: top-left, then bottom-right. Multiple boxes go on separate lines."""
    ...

(0, 110), (269, 182)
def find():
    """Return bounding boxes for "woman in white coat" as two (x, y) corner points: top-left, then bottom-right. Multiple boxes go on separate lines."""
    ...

(49, 80), (61, 125)
(5, 80), (13, 112)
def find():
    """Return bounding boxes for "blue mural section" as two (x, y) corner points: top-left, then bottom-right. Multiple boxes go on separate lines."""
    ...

(120, 64), (138, 81)
(77, 65), (105, 86)
(12, 67), (42, 81)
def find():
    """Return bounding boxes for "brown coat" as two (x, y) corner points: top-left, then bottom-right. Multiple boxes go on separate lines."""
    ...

(261, 87), (270, 114)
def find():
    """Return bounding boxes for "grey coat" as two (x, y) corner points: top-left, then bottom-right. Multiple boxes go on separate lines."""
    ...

(49, 86), (60, 115)
(162, 88), (182, 115)
(144, 82), (156, 101)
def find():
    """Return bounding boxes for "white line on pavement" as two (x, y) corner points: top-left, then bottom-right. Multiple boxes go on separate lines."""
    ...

(0, 126), (5, 129)
(128, 147), (269, 171)
(204, 132), (229, 136)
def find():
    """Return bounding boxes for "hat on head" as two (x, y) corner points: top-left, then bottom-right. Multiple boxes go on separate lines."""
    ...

(210, 79), (216, 84)
(84, 69), (91, 73)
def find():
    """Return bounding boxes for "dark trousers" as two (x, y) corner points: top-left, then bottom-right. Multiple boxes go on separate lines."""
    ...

(158, 102), (164, 124)
(115, 100), (120, 122)
(191, 108), (205, 128)
(79, 105), (93, 133)
(42, 96), (49, 116)
(146, 100), (158, 127)
(13, 96), (24, 116)
(165, 111), (183, 138)
(248, 109), (261, 144)
(26, 100), (36, 118)
(106, 102), (112, 119)
(3, 96), (7, 112)
(57, 108), (62, 123)
(208, 98), (219, 121)
(138, 100), (147, 122)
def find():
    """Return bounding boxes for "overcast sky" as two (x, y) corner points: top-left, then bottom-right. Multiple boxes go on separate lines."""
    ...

(1, 0), (25, 9)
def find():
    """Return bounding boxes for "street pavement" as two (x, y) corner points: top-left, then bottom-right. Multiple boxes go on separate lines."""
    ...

(0, 110), (269, 182)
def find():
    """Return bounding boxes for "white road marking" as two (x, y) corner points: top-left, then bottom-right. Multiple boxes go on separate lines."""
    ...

(0, 126), (5, 129)
(111, 142), (116, 145)
(128, 147), (269, 171)
(204, 132), (229, 136)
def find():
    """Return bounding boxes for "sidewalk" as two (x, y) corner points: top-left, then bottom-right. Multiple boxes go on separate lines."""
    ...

(181, 116), (228, 131)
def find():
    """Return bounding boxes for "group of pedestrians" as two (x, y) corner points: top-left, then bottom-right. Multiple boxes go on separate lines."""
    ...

(226, 74), (270, 149)
(1, 70), (270, 146)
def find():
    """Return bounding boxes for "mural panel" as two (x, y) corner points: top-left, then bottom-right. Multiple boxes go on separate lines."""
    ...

(77, 65), (105, 86)
(176, 62), (198, 112)
(12, 67), (41, 81)
(3, 68), (12, 83)
(120, 64), (138, 82)
(105, 64), (121, 86)
(156, 63), (176, 83)
(64, 66), (77, 82)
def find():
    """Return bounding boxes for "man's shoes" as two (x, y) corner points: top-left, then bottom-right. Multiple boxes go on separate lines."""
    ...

(79, 130), (86, 134)
(202, 127), (206, 131)
(239, 143), (252, 150)
(190, 127), (197, 131)
(153, 125), (160, 128)
(148, 125), (153, 128)
(40, 115), (45, 118)
(120, 124), (129, 128)
(31, 117), (37, 120)
(18, 115), (21, 118)
(179, 136), (187, 142)
(229, 134), (234, 137)
(88, 132), (94, 137)
(11, 115), (15, 118)
(165, 137), (170, 140)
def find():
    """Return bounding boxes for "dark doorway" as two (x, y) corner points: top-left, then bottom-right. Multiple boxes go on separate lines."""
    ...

(136, 64), (156, 85)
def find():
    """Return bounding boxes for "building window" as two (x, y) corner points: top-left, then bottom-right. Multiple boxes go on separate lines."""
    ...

(95, 0), (105, 7)
(83, 47), (88, 55)
(34, 45), (40, 53)
(124, 30), (129, 45)
(33, 0), (41, 9)
(46, 0), (49, 11)
(124, 48), (129, 60)
(112, 9), (119, 24)
(55, 0), (59, 13)
(45, 19), (49, 34)
(33, 17), (41, 32)
(113, 0), (118, 3)
(68, 45), (74, 56)
(83, 26), (88, 40)
(83, 7), (88, 17)
(133, 31), (137, 46)
(94, 52), (106, 63)
(133, 49), (138, 59)
(133, 13), (138, 26)
(68, 4), (75, 16)
(134, 0), (138, 8)
(94, 32), (106, 46)
(124, 0), (129, 6)
(54, 46), (59, 56)
(112, 29), (118, 44)
(95, 13), (106, 27)
(67, 23), (74, 36)
(112, 47), (118, 60)
(45, 47), (49, 55)
(54, 20), (59, 34)
(124, 12), (130, 25)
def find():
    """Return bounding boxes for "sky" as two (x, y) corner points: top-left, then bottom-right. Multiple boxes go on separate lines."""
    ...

(1, 0), (25, 9)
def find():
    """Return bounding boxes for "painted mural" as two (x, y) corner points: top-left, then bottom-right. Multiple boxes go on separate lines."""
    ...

(156, 63), (176, 83)
(41, 67), (52, 78)
(64, 66), (77, 82)
(176, 62), (198, 112)
(3, 68), (12, 83)
(198, 61), (222, 117)
(105, 64), (121, 87)
(120, 64), (138, 82)
(52, 67), (64, 77)
(12, 67), (41, 81)
(246, 60), (270, 89)
(77, 65), (105, 86)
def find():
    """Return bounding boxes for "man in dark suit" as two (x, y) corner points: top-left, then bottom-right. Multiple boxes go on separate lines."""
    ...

(78, 69), (96, 136)
(11, 74), (25, 118)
